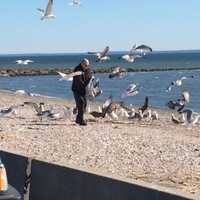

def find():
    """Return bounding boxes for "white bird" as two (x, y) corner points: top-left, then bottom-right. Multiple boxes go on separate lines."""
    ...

(0, 105), (24, 118)
(109, 67), (127, 79)
(121, 45), (142, 62)
(133, 44), (153, 56)
(24, 102), (60, 120)
(86, 77), (102, 101)
(69, 0), (81, 6)
(180, 109), (200, 126)
(121, 83), (139, 98)
(57, 71), (83, 81)
(37, 0), (55, 20)
(166, 76), (194, 92)
(16, 60), (34, 65)
(96, 46), (110, 62)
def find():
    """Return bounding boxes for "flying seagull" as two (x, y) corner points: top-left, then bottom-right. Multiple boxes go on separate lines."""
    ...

(57, 71), (83, 81)
(109, 67), (127, 79)
(69, 0), (81, 6)
(86, 77), (103, 101)
(96, 46), (110, 62)
(16, 60), (34, 65)
(121, 45), (142, 62)
(166, 75), (194, 92)
(121, 83), (139, 98)
(133, 44), (152, 56)
(37, 0), (55, 20)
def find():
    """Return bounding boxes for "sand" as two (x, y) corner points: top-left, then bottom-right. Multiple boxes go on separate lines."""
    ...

(0, 90), (199, 197)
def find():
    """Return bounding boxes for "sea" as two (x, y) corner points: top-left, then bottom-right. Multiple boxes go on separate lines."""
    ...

(0, 50), (200, 111)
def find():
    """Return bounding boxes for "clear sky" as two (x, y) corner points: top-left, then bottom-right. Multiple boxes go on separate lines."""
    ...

(0, 0), (200, 54)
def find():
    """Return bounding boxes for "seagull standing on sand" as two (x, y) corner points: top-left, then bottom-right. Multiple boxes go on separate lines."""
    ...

(96, 46), (110, 62)
(109, 67), (127, 79)
(166, 91), (190, 112)
(24, 102), (60, 120)
(16, 60), (34, 65)
(166, 76), (194, 92)
(180, 109), (200, 126)
(69, 0), (81, 6)
(57, 71), (83, 81)
(37, 0), (55, 20)
(121, 83), (139, 98)
(0, 105), (24, 118)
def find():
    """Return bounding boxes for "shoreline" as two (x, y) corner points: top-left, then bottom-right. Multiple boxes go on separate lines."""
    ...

(0, 66), (199, 77)
(0, 91), (199, 197)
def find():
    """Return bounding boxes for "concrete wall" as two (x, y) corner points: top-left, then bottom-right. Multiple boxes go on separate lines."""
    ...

(0, 151), (195, 200)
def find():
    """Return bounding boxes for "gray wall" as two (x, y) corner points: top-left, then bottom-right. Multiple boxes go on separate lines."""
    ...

(0, 151), (194, 200)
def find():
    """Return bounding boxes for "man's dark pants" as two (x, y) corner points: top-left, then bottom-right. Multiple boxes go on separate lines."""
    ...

(73, 91), (87, 123)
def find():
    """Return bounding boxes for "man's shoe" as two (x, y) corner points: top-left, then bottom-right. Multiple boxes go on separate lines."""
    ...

(79, 120), (87, 126)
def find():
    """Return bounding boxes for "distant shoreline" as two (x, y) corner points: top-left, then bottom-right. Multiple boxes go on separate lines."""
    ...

(0, 66), (199, 77)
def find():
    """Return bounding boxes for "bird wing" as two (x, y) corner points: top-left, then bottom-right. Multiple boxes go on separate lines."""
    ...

(135, 45), (152, 52)
(37, 8), (45, 14)
(101, 46), (109, 57)
(139, 97), (149, 113)
(45, 0), (53, 15)
(102, 96), (112, 109)
(24, 102), (41, 113)
(181, 91), (190, 103)
(130, 44), (137, 53)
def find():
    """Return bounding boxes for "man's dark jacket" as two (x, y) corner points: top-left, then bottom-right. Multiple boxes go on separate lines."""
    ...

(72, 64), (92, 95)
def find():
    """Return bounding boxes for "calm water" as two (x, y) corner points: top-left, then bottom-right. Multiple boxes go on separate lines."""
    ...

(0, 51), (200, 111)
(0, 70), (199, 111)
(0, 50), (200, 69)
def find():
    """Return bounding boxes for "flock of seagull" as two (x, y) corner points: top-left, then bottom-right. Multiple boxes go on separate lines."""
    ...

(37, 0), (81, 21)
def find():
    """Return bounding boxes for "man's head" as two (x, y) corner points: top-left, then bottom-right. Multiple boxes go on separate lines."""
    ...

(81, 58), (90, 69)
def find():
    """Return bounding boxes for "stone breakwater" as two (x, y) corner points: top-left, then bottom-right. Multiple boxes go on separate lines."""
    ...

(0, 66), (200, 77)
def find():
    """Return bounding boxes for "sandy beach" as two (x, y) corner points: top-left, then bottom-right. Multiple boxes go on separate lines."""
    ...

(0, 90), (199, 197)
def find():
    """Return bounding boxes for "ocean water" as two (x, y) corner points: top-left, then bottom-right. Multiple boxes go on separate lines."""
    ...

(0, 70), (199, 111)
(0, 50), (200, 111)
(0, 50), (200, 69)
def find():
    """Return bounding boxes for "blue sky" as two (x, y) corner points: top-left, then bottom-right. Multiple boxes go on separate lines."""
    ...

(0, 0), (200, 54)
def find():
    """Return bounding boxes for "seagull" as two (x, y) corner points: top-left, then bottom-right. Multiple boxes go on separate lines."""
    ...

(121, 83), (139, 98)
(171, 113), (184, 124)
(16, 60), (34, 65)
(69, 0), (81, 6)
(109, 67), (127, 79)
(138, 96), (149, 114)
(0, 105), (24, 118)
(166, 76), (194, 92)
(96, 46), (110, 62)
(180, 109), (200, 126)
(166, 91), (190, 112)
(37, 0), (55, 20)
(57, 71), (83, 81)
(86, 77), (103, 101)
(24, 102), (60, 120)
(133, 44), (152, 56)
(121, 45), (142, 62)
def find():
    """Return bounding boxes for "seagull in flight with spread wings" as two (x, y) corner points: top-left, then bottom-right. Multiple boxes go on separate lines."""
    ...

(37, 0), (55, 20)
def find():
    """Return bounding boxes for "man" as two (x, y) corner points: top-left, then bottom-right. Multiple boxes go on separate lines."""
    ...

(72, 58), (92, 126)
